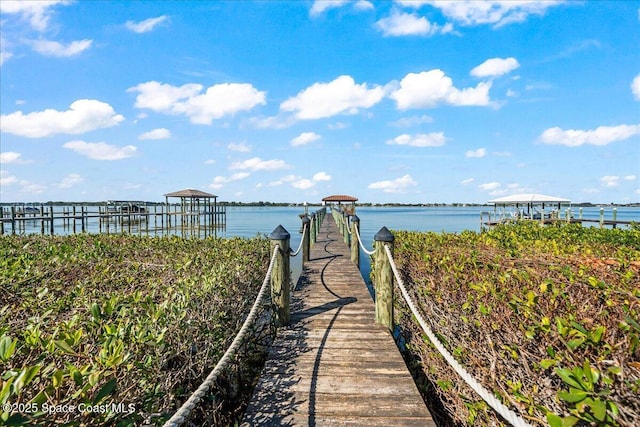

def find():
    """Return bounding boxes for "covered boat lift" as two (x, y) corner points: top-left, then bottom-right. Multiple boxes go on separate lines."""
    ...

(487, 193), (571, 221)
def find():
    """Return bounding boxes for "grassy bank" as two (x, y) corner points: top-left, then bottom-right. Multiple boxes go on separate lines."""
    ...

(392, 222), (639, 426)
(0, 234), (271, 426)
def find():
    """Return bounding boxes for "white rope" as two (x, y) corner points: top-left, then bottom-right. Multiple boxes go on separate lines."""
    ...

(289, 223), (307, 257)
(354, 223), (376, 255)
(383, 245), (533, 427)
(163, 244), (280, 427)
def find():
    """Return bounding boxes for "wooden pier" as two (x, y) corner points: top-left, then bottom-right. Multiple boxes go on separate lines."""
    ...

(242, 216), (435, 426)
(0, 204), (226, 237)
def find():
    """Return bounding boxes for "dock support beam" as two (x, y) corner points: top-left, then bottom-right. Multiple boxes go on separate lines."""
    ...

(270, 225), (291, 327)
(374, 227), (394, 331)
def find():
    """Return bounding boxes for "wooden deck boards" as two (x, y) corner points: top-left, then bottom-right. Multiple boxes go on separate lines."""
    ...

(242, 217), (435, 426)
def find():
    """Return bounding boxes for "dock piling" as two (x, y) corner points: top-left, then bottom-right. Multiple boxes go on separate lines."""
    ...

(374, 226), (394, 331)
(270, 225), (291, 327)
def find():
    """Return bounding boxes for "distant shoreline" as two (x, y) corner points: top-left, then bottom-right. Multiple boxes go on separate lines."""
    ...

(1, 201), (639, 208)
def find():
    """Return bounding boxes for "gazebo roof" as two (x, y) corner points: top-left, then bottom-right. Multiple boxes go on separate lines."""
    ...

(488, 193), (570, 204)
(322, 194), (358, 202)
(164, 188), (217, 199)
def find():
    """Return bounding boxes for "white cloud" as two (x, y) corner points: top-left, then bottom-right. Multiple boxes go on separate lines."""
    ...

(313, 171), (331, 181)
(58, 173), (83, 188)
(229, 157), (289, 171)
(138, 128), (171, 140)
(209, 172), (250, 189)
(1, 50), (14, 66)
(470, 57), (520, 78)
(310, 0), (349, 16)
(0, 152), (22, 164)
(29, 39), (92, 57)
(280, 75), (384, 120)
(292, 179), (315, 190)
(355, 1), (375, 11)
(386, 132), (447, 147)
(389, 114), (434, 127)
(632, 74), (640, 100)
(63, 140), (137, 160)
(368, 174), (417, 193)
(624, 175), (637, 181)
(0, 0), (70, 32)
(466, 148), (486, 158)
(228, 142), (251, 152)
(390, 69), (492, 109)
(204, 159), (216, 165)
(125, 15), (168, 33)
(376, 10), (453, 37)
(0, 170), (18, 186)
(478, 181), (501, 191)
(461, 178), (475, 185)
(269, 174), (298, 186)
(0, 99), (124, 138)
(291, 132), (321, 146)
(397, 1), (565, 28)
(539, 124), (640, 147)
(309, 0), (372, 16)
(600, 176), (620, 188)
(128, 81), (266, 124)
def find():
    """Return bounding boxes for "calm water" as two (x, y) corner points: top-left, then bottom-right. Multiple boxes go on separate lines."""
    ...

(3, 205), (638, 286)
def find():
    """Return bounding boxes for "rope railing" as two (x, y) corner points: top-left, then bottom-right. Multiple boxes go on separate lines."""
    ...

(353, 222), (376, 256)
(289, 223), (307, 257)
(163, 244), (281, 427)
(382, 244), (533, 427)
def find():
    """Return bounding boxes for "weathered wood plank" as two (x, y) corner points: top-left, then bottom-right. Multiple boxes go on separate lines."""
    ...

(242, 215), (435, 426)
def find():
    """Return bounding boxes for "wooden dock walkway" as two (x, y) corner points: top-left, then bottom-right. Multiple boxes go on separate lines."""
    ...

(242, 218), (435, 426)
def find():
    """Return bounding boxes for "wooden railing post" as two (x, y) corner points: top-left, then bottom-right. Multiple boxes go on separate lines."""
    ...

(301, 215), (310, 263)
(374, 227), (394, 331)
(310, 212), (316, 246)
(270, 225), (291, 327)
(350, 215), (360, 267)
(343, 212), (349, 245)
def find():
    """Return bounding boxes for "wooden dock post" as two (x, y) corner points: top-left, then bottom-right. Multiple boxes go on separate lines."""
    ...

(374, 226), (394, 331)
(309, 212), (316, 246)
(301, 215), (310, 263)
(40, 206), (45, 234)
(270, 225), (291, 327)
(350, 214), (360, 267)
(10, 206), (16, 235)
(600, 208), (604, 228)
(343, 212), (350, 246)
(49, 206), (54, 235)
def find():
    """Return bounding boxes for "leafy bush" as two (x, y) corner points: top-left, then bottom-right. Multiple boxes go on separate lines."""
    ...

(0, 234), (271, 426)
(392, 222), (639, 426)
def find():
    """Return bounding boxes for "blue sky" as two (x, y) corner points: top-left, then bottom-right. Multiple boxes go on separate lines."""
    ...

(1, 0), (639, 204)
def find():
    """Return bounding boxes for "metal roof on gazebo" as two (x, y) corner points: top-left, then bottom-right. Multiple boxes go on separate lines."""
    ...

(488, 193), (570, 204)
(322, 194), (358, 202)
(164, 189), (217, 199)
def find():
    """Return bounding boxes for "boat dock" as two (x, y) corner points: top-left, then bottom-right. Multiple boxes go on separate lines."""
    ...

(242, 214), (435, 426)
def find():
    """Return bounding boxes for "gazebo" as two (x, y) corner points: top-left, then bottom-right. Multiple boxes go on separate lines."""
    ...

(322, 194), (358, 214)
(164, 188), (218, 223)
